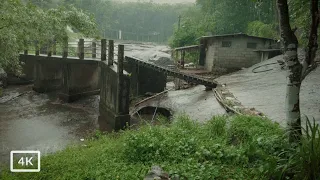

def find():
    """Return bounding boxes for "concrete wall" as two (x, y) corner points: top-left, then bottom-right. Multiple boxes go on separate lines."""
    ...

(204, 36), (278, 73)
(99, 62), (130, 131)
(33, 57), (64, 92)
(125, 57), (167, 97)
(20, 54), (100, 102)
(60, 63), (101, 102)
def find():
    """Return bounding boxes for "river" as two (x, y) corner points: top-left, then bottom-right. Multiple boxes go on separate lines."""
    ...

(0, 42), (225, 165)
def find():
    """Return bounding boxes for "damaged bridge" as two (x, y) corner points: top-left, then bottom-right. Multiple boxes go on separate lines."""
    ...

(125, 56), (218, 94)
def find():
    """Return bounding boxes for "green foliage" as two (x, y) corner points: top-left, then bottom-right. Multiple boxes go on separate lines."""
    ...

(278, 117), (320, 180)
(169, 27), (198, 48)
(0, 0), (98, 74)
(4, 115), (319, 179)
(196, 0), (277, 34)
(61, 0), (190, 43)
(169, 6), (215, 48)
(170, 0), (278, 48)
(288, 0), (312, 46)
(247, 21), (279, 39)
(171, 0), (314, 48)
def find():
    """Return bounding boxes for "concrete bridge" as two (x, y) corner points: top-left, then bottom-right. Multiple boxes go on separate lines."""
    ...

(125, 56), (218, 96)
(20, 39), (130, 130)
(19, 38), (218, 131)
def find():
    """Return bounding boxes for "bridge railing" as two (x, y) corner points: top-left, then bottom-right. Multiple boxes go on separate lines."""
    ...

(21, 39), (119, 65)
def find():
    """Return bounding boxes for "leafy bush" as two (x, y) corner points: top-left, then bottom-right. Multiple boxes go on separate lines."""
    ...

(278, 117), (320, 180)
(1, 115), (320, 180)
(247, 21), (279, 39)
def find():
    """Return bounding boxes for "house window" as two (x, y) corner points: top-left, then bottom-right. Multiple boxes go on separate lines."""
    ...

(247, 42), (257, 49)
(222, 41), (232, 47)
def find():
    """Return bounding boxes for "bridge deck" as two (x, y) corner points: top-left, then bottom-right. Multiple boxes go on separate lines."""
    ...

(126, 56), (218, 88)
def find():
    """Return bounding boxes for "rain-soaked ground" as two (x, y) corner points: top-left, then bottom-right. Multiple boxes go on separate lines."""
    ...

(217, 55), (320, 127)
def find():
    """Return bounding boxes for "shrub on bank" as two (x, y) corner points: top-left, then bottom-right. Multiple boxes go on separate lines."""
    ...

(0, 115), (319, 179)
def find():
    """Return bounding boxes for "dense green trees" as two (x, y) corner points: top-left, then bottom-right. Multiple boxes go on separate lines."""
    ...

(28, 0), (191, 43)
(170, 0), (314, 48)
(0, 0), (97, 73)
(169, 0), (275, 47)
(1, 0), (190, 73)
(71, 0), (190, 42)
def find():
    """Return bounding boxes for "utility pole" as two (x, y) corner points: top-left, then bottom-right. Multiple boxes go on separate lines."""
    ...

(178, 15), (181, 31)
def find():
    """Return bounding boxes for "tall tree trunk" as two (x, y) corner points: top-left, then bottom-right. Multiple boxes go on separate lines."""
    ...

(277, 0), (319, 142)
(277, 0), (302, 141)
(303, 0), (319, 78)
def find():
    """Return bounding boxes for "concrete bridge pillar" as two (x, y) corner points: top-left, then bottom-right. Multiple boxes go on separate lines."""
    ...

(98, 45), (131, 131)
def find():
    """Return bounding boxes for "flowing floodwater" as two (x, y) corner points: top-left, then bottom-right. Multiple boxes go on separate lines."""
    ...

(0, 42), (170, 165)
(0, 42), (226, 165)
(0, 85), (100, 164)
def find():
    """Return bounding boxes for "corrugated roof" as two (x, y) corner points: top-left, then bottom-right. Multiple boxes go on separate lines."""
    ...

(201, 33), (276, 41)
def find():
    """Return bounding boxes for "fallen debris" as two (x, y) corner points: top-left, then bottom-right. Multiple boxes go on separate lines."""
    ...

(214, 86), (265, 117)
(134, 90), (170, 107)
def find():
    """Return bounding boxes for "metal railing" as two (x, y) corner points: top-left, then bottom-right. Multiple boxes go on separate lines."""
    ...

(22, 39), (121, 65)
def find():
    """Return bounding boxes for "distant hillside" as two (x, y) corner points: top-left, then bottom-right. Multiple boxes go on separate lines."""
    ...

(114, 0), (196, 4)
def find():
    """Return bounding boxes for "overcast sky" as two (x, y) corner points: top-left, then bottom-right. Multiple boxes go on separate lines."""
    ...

(115, 0), (196, 4)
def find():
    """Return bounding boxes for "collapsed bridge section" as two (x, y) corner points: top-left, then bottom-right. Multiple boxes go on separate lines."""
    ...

(125, 56), (218, 96)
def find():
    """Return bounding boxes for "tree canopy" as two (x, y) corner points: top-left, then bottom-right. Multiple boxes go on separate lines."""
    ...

(25, 0), (191, 43)
(0, 0), (98, 73)
(169, 0), (314, 48)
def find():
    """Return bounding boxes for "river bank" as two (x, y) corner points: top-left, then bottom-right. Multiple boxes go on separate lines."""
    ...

(0, 42), (226, 166)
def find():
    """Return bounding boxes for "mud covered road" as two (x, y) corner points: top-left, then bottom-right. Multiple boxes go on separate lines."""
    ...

(217, 55), (320, 127)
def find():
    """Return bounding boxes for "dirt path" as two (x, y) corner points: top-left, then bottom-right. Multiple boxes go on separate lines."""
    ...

(216, 55), (320, 127)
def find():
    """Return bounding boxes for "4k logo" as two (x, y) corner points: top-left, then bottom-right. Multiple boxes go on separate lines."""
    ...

(18, 157), (34, 166)
(10, 151), (41, 172)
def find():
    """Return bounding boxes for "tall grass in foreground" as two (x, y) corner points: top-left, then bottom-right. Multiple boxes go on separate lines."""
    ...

(0, 115), (319, 180)
(278, 117), (320, 180)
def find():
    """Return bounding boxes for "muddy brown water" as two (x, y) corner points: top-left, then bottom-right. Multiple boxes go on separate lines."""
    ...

(0, 85), (226, 166)
(0, 42), (171, 165)
(0, 85), (99, 165)
(0, 42), (226, 166)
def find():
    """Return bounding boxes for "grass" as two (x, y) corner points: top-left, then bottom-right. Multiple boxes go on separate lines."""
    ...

(0, 115), (319, 180)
